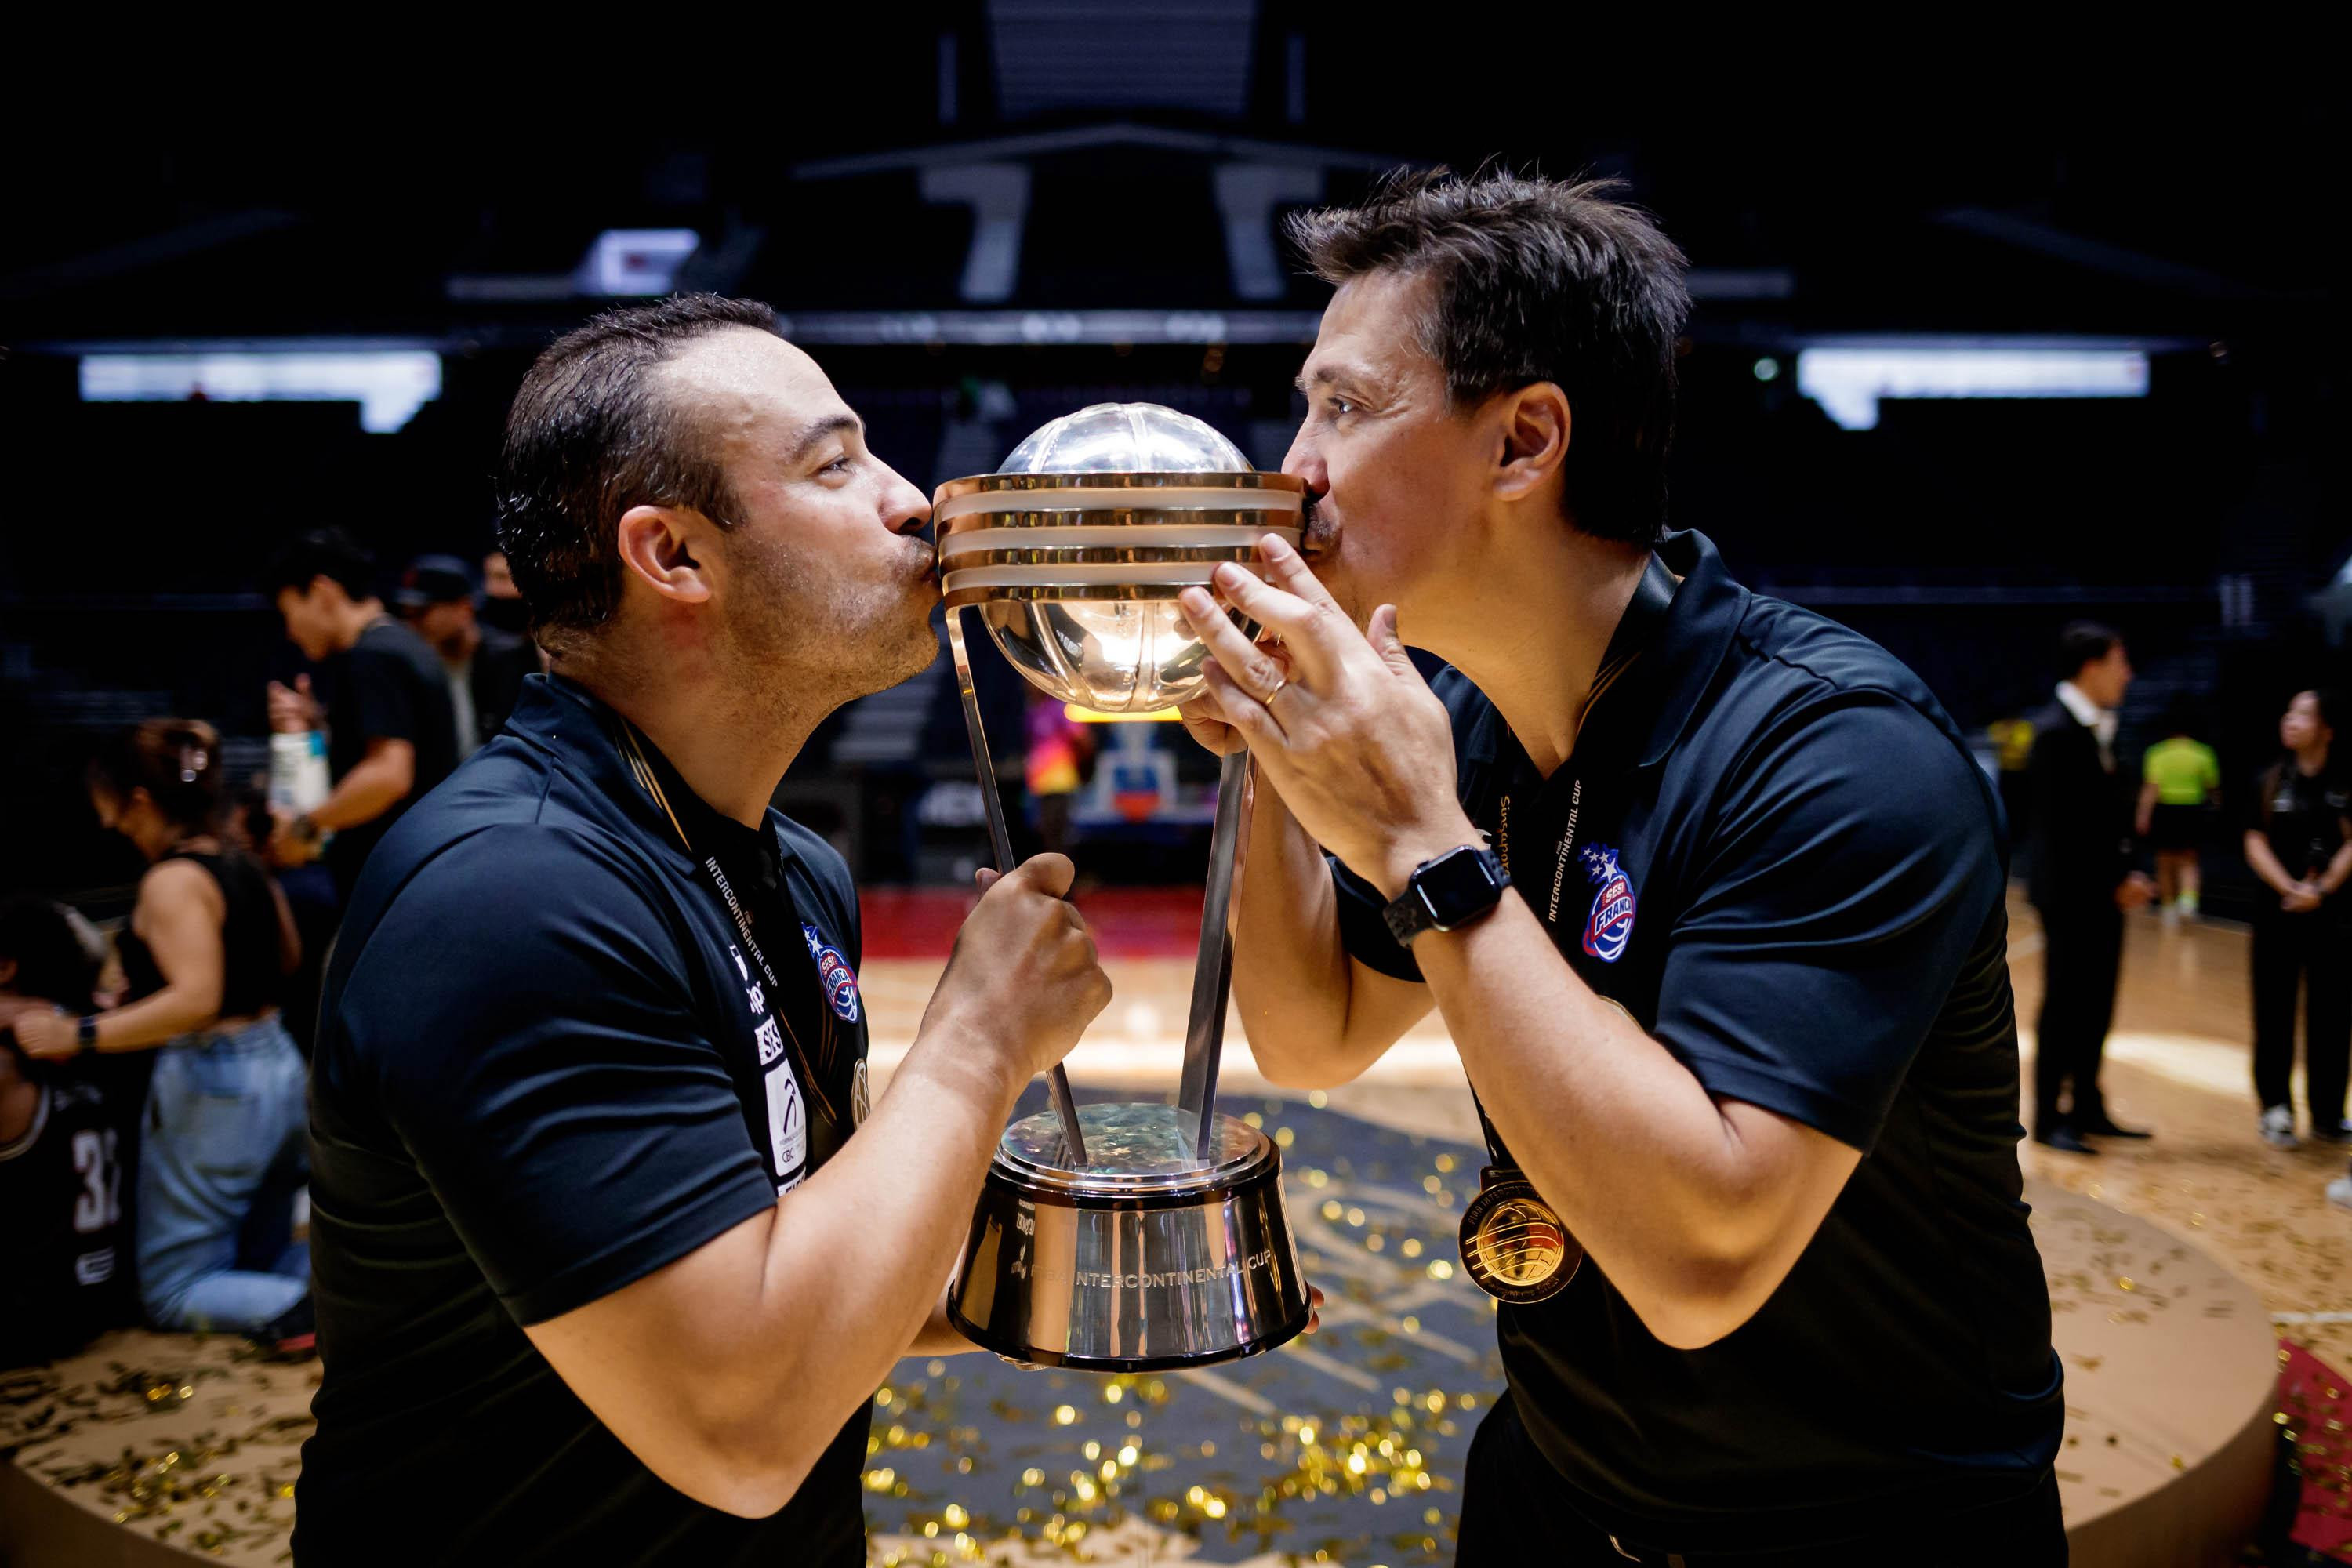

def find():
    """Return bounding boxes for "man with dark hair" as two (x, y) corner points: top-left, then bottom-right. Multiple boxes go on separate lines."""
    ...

(262, 528), (458, 894)
(296, 296), (1112, 1566)
(394, 553), (537, 757)
(2025, 621), (2156, 1154)
(1176, 170), (2063, 1562)
(494, 292), (785, 652)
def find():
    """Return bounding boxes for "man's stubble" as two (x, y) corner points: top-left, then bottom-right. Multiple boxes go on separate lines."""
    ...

(716, 528), (939, 738)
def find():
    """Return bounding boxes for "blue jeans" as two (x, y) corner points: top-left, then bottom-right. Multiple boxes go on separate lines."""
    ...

(137, 1014), (310, 1332)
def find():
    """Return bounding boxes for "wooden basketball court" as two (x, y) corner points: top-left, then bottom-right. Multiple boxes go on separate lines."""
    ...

(3, 894), (2337, 1565)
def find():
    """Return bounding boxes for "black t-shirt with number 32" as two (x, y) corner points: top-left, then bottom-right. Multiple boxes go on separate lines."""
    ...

(0, 1070), (135, 1367)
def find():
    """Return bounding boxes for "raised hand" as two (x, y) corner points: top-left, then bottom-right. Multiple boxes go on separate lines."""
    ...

(923, 854), (1112, 1085)
(1175, 535), (1474, 899)
(267, 673), (321, 734)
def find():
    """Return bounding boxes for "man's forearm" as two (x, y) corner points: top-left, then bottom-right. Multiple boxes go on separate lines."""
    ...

(906, 1294), (982, 1357)
(757, 1044), (1015, 1381)
(1228, 780), (1356, 1079)
(536, 1025), (1024, 1517)
(313, 753), (411, 829)
(1411, 893), (1842, 1345)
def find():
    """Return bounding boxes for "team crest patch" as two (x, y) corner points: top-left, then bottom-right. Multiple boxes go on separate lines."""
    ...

(804, 924), (862, 1022)
(1579, 844), (1637, 964)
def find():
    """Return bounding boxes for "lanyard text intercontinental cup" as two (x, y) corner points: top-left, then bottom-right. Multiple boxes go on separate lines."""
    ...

(938, 404), (1314, 1371)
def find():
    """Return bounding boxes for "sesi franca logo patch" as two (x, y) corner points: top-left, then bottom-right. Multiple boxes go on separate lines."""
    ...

(1579, 844), (1637, 964)
(803, 924), (862, 1023)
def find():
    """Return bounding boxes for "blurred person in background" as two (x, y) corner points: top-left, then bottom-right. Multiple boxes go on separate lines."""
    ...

(0, 896), (135, 1366)
(2136, 701), (2221, 922)
(1987, 713), (2038, 855)
(481, 545), (532, 635)
(296, 296), (1115, 1566)
(13, 720), (311, 1346)
(2245, 689), (2352, 1149)
(263, 528), (459, 896)
(1023, 686), (1094, 858)
(2025, 622), (2156, 1154)
(394, 553), (537, 757)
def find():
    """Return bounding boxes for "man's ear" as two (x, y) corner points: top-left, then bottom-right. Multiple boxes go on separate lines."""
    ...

(0, 957), (17, 990)
(1493, 382), (1570, 503)
(612, 505), (717, 610)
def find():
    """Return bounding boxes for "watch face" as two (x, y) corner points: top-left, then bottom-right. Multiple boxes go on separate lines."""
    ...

(1419, 847), (1502, 927)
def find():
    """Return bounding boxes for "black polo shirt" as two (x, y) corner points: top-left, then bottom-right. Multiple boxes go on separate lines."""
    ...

(297, 674), (873, 1567)
(321, 616), (459, 894)
(2249, 763), (2352, 919)
(1333, 530), (2062, 1552)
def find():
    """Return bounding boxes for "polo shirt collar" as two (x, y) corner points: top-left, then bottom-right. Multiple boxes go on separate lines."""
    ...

(1455, 528), (1746, 782)
(1624, 528), (1750, 770)
(503, 675), (794, 888)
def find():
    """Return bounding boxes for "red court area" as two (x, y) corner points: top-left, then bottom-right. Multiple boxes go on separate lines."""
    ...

(858, 886), (1205, 960)
(2280, 1342), (2352, 1557)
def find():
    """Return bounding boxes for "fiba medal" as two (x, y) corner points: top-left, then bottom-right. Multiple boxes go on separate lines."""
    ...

(1458, 1165), (1582, 1303)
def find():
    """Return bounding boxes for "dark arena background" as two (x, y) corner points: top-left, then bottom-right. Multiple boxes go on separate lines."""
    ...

(1, 18), (2346, 1568)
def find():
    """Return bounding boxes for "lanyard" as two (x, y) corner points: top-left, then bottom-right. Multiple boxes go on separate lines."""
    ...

(609, 715), (842, 1127)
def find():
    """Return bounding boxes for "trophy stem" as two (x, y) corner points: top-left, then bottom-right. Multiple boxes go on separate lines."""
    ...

(1175, 746), (1252, 1161)
(944, 606), (1089, 1166)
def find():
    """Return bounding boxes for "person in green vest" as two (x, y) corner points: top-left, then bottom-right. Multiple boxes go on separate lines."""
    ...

(2136, 701), (2222, 921)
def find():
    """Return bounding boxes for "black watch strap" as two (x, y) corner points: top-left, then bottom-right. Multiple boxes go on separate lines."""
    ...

(1382, 845), (1511, 947)
(76, 1014), (100, 1051)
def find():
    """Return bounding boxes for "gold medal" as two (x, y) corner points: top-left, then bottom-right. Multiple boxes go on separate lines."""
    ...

(1458, 1166), (1582, 1303)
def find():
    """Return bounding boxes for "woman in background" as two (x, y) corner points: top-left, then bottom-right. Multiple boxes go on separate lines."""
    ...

(16, 719), (311, 1344)
(2244, 691), (2352, 1150)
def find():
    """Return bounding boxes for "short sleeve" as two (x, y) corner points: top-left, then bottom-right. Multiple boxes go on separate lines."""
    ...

(336, 827), (774, 1324)
(1653, 697), (2003, 1152)
(1330, 854), (1425, 982)
(352, 641), (421, 749)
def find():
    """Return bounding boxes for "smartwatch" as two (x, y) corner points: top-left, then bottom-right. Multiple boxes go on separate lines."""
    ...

(76, 1013), (100, 1052)
(1382, 845), (1511, 947)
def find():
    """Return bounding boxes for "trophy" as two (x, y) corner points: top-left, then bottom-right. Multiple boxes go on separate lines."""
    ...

(936, 403), (1314, 1370)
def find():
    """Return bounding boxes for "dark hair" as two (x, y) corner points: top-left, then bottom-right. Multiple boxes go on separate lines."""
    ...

(2161, 696), (2205, 738)
(495, 294), (782, 648)
(88, 717), (225, 835)
(1286, 167), (1691, 546)
(2289, 688), (2344, 735)
(2057, 621), (2122, 680)
(0, 896), (99, 1012)
(263, 526), (378, 601)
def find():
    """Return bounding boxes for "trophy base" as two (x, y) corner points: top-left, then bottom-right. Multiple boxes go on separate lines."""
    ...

(946, 1102), (1311, 1374)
